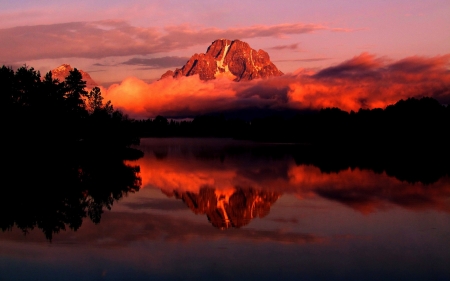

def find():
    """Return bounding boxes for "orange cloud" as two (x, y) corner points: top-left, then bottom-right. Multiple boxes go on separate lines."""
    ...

(105, 75), (237, 118)
(105, 53), (450, 118)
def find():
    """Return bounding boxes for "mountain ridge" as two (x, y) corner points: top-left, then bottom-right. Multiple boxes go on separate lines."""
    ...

(161, 39), (283, 81)
(51, 64), (98, 89)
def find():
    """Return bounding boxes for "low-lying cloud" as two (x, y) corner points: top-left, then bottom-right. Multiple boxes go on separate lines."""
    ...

(104, 53), (450, 118)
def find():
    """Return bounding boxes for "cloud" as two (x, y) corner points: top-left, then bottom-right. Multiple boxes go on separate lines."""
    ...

(270, 43), (300, 50)
(330, 27), (355, 32)
(274, 57), (331, 62)
(92, 63), (110, 67)
(313, 53), (384, 79)
(104, 76), (237, 118)
(104, 53), (450, 118)
(121, 56), (189, 68)
(0, 20), (337, 63)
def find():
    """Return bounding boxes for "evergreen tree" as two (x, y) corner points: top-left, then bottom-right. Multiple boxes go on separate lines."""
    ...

(87, 86), (104, 114)
(42, 71), (65, 106)
(13, 65), (41, 107)
(64, 68), (88, 115)
(0, 66), (15, 108)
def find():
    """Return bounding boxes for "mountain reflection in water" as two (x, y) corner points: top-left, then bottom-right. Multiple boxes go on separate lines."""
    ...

(164, 187), (280, 229)
(2, 138), (450, 237)
(132, 138), (450, 228)
(1, 138), (450, 281)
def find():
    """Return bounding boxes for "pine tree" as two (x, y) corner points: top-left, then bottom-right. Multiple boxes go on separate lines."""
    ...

(64, 68), (88, 115)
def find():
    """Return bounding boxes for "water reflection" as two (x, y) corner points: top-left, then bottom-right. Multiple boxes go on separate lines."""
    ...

(3, 138), (450, 238)
(1, 143), (141, 240)
(165, 187), (280, 229)
(132, 138), (450, 227)
(2, 138), (450, 280)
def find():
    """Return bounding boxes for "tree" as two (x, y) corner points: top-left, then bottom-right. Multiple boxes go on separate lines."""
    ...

(104, 100), (114, 115)
(64, 68), (88, 114)
(0, 66), (15, 107)
(87, 87), (114, 115)
(87, 87), (103, 114)
(42, 71), (65, 108)
(13, 65), (41, 107)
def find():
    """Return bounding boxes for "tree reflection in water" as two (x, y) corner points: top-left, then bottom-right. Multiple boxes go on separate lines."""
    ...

(3, 138), (450, 238)
(135, 139), (450, 228)
(0, 142), (142, 240)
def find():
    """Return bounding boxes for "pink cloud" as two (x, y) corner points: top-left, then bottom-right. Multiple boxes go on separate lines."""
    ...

(0, 21), (338, 63)
(270, 43), (300, 50)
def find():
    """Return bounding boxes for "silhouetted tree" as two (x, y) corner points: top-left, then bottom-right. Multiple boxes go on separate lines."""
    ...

(0, 66), (15, 107)
(41, 71), (65, 107)
(64, 68), (88, 115)
(87, 86), (103, 113)
(13, 65), (41, 107)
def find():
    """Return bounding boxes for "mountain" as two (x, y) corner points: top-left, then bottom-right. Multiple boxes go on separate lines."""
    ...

(51, 64), (98, 89)
(161, 39), (283, 81)
(163, 187), (280, 229)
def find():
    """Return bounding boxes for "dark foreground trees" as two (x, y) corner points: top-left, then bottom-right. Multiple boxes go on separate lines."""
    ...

(1, 65), (140, 152)
(0, 65), (143, 240)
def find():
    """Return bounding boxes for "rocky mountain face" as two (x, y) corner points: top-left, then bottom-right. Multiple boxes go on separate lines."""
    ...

(51, 64), (98, 89)
(161, 39), (283, 81)
(163, 187), (280, 229)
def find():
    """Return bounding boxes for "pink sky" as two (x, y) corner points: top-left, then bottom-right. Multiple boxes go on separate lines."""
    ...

(1, 0), (449, 86)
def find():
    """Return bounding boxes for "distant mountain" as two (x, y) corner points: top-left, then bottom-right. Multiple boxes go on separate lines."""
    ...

(163, 187), (280, 229)
(161, 39), (283, 81)
(51, 64), (98, 89)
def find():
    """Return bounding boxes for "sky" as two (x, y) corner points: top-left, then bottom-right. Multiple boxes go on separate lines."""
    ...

(1, 0), (450, 117)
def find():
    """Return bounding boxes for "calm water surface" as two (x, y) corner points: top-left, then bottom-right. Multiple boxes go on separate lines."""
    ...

(1, 138), (449, 280)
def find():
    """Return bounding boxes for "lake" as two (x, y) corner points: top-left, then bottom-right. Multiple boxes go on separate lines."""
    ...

(1, 138), (449, 280)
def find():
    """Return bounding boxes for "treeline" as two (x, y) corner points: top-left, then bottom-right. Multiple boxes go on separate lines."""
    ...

(1, 65), (143, 239)
(132, 98), (450, 184)
(1, 65), (139, 155)
(4, 64), (448, 150)
(132, 97), (450, 147)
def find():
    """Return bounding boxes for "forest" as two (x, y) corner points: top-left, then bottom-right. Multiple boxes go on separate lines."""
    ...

(1, 65), (144, 156)
(1, 65), (142, 240)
